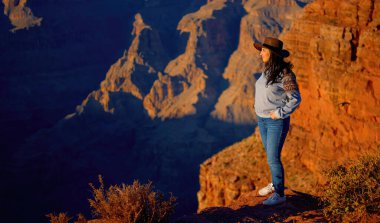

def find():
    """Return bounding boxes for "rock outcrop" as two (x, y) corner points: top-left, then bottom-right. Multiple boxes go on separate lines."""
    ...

(70, 13), (168, 116)
(2, 0), (42, 32)
(74, 0), (246, 121)
(143, 0), (244, 120)
(197, 0), (380, 211)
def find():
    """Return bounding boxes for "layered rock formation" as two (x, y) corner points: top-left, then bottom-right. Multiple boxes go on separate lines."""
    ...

(74, 0), (245, 120)
(2, 0), (42, 32)
(70, 13), (168, 116)
(280, 0), (380, 181)
(74, 0), (309, 123)
(143, 0), (244, 120)
(198, 0), (380, 211)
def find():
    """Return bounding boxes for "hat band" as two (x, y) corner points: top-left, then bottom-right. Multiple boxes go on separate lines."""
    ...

(263, 43), (282, 52)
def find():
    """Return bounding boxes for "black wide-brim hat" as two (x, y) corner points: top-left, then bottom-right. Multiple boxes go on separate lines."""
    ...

(254, 37), (290, 58)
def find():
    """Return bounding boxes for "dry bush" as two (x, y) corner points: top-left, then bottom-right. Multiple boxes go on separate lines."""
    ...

(47, 176), (176, 223)
(75, 214), (87, 223)
(88, 175), (177, 223)
(46, 213), (72, 223)
(320, 154), (380, 222)
(47, 213), (86, 223)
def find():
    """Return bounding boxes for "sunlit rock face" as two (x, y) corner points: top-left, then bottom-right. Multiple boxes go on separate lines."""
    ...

(2, 0), (42, 32)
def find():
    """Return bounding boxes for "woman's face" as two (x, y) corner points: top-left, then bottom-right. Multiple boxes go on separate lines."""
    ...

(260, 47), (271, 63)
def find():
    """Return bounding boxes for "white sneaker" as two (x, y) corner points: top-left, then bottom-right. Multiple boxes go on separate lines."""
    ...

(262, 193), (286, 206)
(258, 182), (275, 196)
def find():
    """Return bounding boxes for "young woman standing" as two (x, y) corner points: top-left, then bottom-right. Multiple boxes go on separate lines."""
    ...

(253, 37), (302, 206)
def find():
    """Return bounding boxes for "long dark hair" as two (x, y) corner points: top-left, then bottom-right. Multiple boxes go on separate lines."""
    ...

(264, 50), (293, 86)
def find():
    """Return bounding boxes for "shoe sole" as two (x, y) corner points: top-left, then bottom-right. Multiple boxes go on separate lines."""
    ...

(258, 189), (275, 196)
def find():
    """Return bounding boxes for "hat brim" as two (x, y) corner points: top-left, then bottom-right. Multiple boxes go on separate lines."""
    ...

(254, 42), (290, 58)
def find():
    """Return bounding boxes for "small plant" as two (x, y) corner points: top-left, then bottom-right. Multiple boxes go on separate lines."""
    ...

(320, 154), (380, 222)
(46, 213), (72, 223)
(88, 175), (177, 223)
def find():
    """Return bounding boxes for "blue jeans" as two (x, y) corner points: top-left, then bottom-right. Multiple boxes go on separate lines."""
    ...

(257, 116), (290, 196)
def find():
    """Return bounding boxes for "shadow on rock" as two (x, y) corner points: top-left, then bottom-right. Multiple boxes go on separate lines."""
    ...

(176, 189), (327, 223)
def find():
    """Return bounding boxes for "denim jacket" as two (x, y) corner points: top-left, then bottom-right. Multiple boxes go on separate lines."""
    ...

(254, 70), (301, 119)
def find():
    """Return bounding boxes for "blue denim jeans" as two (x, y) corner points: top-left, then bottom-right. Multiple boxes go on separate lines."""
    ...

(257, 116), (290, 196)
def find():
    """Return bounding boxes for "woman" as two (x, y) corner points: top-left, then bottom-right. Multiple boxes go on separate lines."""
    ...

(253, 37), (301, 206)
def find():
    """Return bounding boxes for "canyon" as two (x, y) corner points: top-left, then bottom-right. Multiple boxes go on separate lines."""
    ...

(2, 0), (378, 222)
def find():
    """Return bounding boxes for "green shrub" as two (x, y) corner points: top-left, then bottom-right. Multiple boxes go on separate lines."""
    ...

(88, 175), (177, 223)
(321, 155), (380, 222)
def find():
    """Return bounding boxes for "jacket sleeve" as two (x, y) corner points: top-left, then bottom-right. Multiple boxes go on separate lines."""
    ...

(274, 71), (302, 119)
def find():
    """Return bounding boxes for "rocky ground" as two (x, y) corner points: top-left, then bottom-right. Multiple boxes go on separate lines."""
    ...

(177, 189), (326, 223)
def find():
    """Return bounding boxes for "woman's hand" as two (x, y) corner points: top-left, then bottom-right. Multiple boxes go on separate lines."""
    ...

(270, 111), (279, 120)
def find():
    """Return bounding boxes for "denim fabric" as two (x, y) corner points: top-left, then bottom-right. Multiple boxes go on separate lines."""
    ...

(257, 115), (290, 197)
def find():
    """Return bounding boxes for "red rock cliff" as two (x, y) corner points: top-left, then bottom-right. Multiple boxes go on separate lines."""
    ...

(281, 0), (380, 182)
